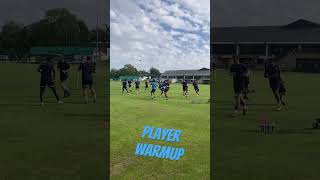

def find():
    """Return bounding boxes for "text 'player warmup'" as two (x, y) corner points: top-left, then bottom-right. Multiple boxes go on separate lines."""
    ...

(135, 126), (185, 161)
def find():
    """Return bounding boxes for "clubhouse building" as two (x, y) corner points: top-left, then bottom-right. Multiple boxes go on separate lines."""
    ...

(161, 68), (210, 84)
(211, 19), (320, 72)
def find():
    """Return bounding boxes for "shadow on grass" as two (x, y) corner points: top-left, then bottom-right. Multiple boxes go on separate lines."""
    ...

(240, 128), (315, 135)
(63, 113), (107, 118)
(211, 100), (231, 105)
(0, 103), (39, 108)
(246, 103), (274, 106)
(62, 101), (86, 105)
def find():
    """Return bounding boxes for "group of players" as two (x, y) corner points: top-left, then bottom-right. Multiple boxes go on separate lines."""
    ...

(229, 56), (286, 116)
(37, 56), (97, 106)
(121, 78), (200, 100)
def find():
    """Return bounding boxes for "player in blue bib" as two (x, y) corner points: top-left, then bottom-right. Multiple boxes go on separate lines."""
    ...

(151, 79), (157, 98)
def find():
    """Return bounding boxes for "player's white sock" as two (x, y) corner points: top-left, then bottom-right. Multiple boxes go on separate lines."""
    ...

(243, 106), (248, 115)
(231, 110), (239, 116)
(276, 104), (282, 111)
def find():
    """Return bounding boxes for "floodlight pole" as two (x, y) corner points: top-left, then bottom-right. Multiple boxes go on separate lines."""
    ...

(96, 0), (100, 61)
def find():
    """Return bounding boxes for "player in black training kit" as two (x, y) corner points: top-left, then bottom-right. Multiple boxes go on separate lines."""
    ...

(162, 80), (170, 100)
(57, 58), (71, 98)
(192, 79), (200, 96)
(78, 57), (96, 104)
(264, 59), (286, 111)
(209, 62), (217, 102)
(122, 80), (129, 95)
(38, 58), (63, 106)
(230, 56), (248, 115)
(243, 63), (250, 100)
(135, 80), (140, 94)
(182, 79), (188, 98)
(128, 80), (132, 92)
(145, 81), (149, 91)
(159, 81), (164, 96)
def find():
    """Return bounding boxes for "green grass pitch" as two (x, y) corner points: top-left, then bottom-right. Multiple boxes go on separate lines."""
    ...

(110, 81), (210, 179)
(213, 70), (320, 180)
(0, 63), (107, 180)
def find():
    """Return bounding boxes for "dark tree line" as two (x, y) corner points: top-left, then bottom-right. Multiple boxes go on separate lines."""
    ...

(0, 8), (109, 50)
(110, 64), (161, 79)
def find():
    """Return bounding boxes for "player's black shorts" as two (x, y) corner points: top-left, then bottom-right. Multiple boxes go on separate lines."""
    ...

(136, 86), (140, 89)
(244, 77), (250, 89)
(194, 86), (199, 92)
(82, 79), (93, 87)
(60, 74), (68, 82)
(40, 78), (55, 88)
(122, 86), (128, 91)
(164, 87), (169, 92)
(279, 83), (286, 95)
(151, 89), (156, 93)
(233, 81), (245, 94)
(269, 78), (281, 93)
(183, 86), (188, 91)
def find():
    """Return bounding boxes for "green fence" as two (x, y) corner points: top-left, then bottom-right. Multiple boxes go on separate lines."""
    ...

(118, 76), (139, 81)
(0, 48), (29, 56)
(30, 47), (95, 55)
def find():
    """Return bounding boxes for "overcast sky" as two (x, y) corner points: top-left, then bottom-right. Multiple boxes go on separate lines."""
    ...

(110, 0), (210, 72)
(0, 0), (108, 28)
(212, 0), (320, 27)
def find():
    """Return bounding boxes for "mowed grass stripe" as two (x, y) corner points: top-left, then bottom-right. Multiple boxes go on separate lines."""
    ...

(111, 81), (210, 179)
(0, 63), (107, 180)
(213, 70), (320, 180)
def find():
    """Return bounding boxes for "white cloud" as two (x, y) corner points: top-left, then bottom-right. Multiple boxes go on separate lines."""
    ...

(110, 9), (117, 19)
(110, 0), (210, 72)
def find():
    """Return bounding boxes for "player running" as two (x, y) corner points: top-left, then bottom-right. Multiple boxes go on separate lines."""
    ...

(145, 80), (149, 91)
(230, 56), (248, 115)
(135, 80), (140, 94)
(57, 58), (71, 98)
(182, 79), (188, 98)
(122, 79), (129, 95)
(243, 63), (250, 100)
(264, 59), (286, 111)
(162, 80), (170, 100)
(159, 81), (164, 96)
(38, 57), (63, 106)
(78, 56), (96, 104)
(128, 80), (133, 92)
(210, 62), (217, 102)
(150, 79), (157, 98)
(192, 79), (200, 96)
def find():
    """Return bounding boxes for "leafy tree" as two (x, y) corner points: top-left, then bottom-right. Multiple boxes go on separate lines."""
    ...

(150, 67), (161, 78)
(110, 68), (120, 79)
(119, 64), (139, 76)
(0, 8), (108, 60)
(90, 28), (108, 42)
(0, 21), (23, 48)
(139, 70), (149, 77)
(30, 8), (91, 46)
(0, 21), (31, 60)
